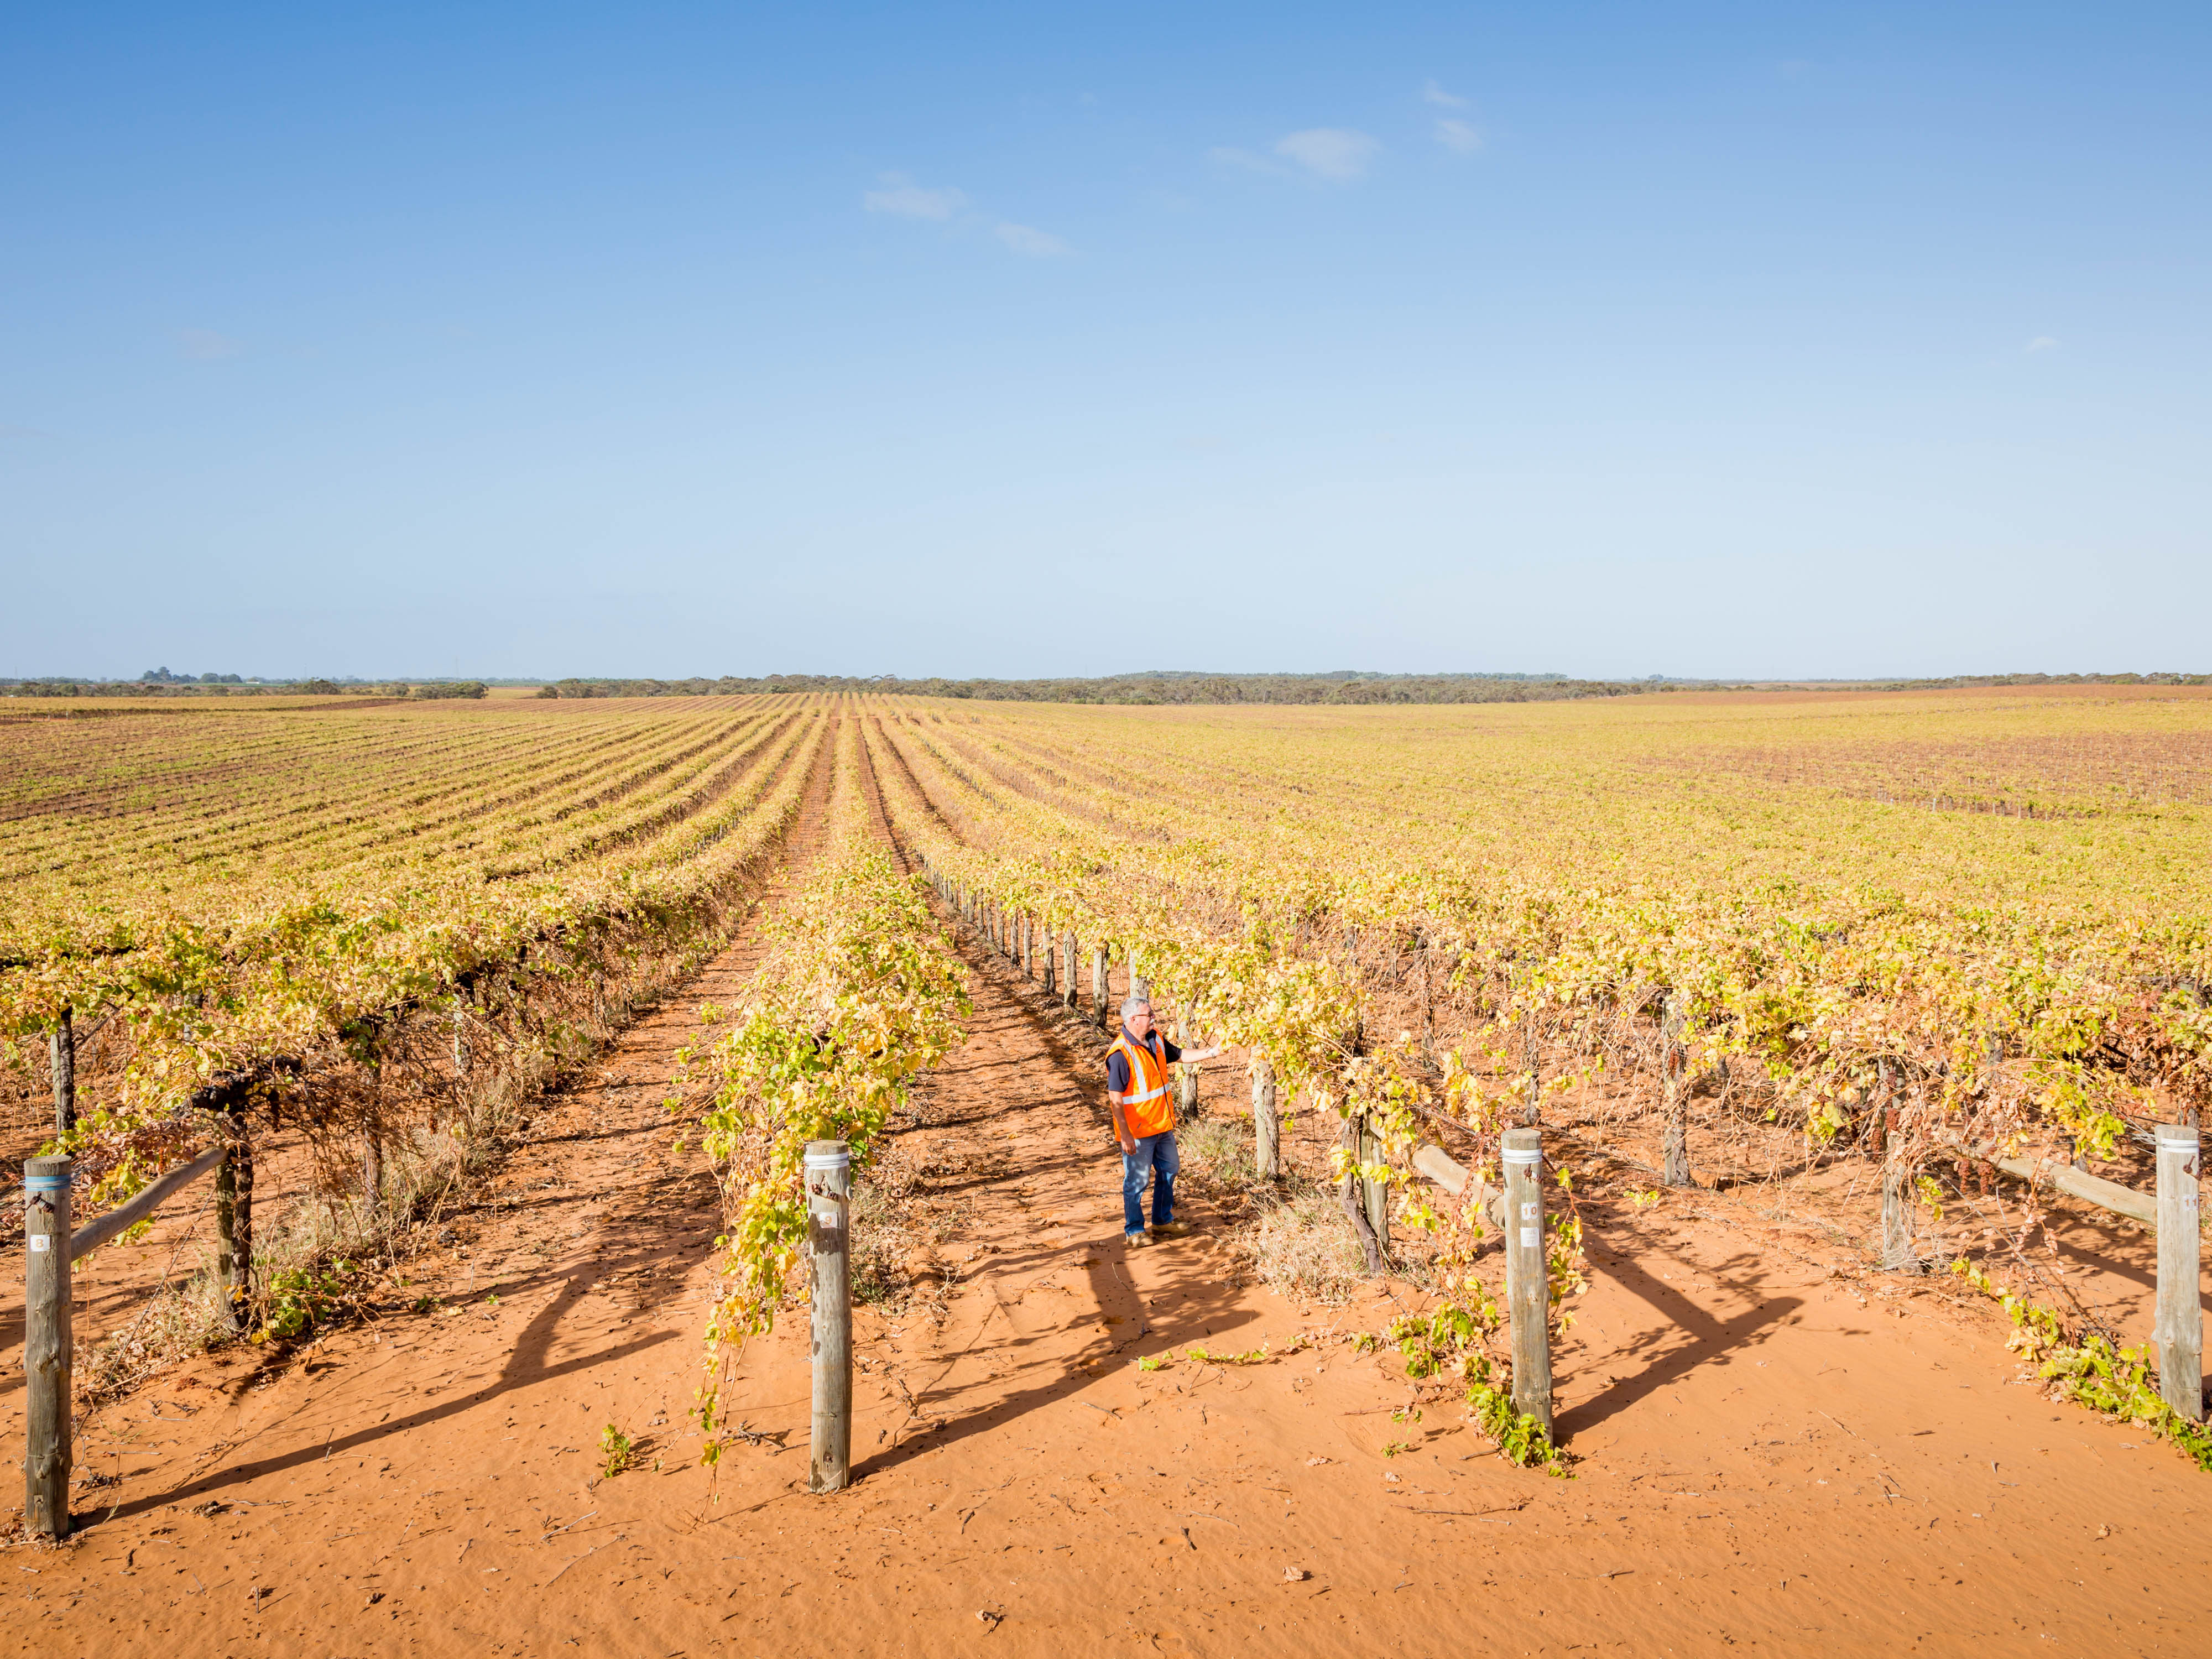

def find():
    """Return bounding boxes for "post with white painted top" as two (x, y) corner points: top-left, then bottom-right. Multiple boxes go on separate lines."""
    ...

(2156, 1124), (2203, 1422)
(1501, 1129), (1554, 1438)
(807, 1140), (853, 1493)
(23, 1155), (72, 1538)
(1092, 946), (1110, 1030)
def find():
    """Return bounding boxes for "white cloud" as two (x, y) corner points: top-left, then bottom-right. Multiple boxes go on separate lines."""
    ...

(1433, 117), (1483, 154)
(176, 328), (241, 361)
(2026, 336), (2059, 353)
(1274, 128), (1380, 181)
(995, 222), (1068, 257)
(861, 171), (1065, 257)
(862, 173), (967, 221)
(1422, 79), (1469, 109)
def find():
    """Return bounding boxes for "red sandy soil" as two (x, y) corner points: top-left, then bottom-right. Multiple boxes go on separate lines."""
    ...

(6, 810), (2212, 1657)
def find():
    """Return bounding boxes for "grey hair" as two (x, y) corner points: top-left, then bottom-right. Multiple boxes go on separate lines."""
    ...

(1119, 993), (1152, 1021)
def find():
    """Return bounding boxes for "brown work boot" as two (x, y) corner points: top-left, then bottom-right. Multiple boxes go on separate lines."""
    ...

(1151, 1221), (1191, 1238)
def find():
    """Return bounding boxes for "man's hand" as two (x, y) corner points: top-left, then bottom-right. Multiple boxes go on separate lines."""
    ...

(1118, 1133), (1136, 1155)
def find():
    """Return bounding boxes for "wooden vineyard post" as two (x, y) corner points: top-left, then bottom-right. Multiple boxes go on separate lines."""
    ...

(806, 1140), (853, 1493)
(1359, 1112), (1388, 1245)
(1042, 924), (1055, 995)
(50, 1008), (75, 1138)
(1880, 1151), (1917, 1271)
(2156, 1124), (2203, 1421)
(363, 1056), (385, 1213)
(1253, 1058), (1280, 1178)
(1063, 933), (1077, 1010)
(1172, 997), (1198, 1119)
(1660, 990), (1691, 1187)
(23, 1155), (72, 1538)
(215, 1116), (254, 1335)
(1021, 914), (1032, 977)
(1421, 942), (1434, 1059)
(1878, 1062), (1917, 1272)
(1338, 1114), (1385, 1275)
(1501, 1129), (1554, 1437)
(1092, 947), (1109, 1029)
(1521, 974), (1541, 1126)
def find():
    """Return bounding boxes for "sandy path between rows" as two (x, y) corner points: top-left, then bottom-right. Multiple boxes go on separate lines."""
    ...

(9, 747), (2212, 1655)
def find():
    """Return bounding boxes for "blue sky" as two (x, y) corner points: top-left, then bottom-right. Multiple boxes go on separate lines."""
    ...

(3, 2), (2206, 680)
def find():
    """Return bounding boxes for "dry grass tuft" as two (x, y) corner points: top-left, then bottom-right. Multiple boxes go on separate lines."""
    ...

(1245, 1187), (1368, 1305)
(1176, 1117), (1254, 1191)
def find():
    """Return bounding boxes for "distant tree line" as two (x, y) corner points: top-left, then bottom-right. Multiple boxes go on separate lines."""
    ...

(0, 677), (486, 700)
(534, 671), (1691, 704)
(1847, 671), (2211, 691)
(9, 669), (2201, 705)
(384, 682), (489, 700)
(142, 666), (245, 684)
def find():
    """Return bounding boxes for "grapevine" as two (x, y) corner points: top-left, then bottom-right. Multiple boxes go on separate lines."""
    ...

(688, 722), (970, 1463)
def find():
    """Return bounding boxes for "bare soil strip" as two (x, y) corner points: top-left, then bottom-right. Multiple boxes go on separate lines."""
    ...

(12, 753), (2212, 1655)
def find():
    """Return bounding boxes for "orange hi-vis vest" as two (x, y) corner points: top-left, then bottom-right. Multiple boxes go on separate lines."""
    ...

(1107, 1030), (1177, 1140)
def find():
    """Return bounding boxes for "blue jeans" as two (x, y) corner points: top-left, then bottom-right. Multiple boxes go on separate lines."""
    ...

(1122, 1131), (1178, 1233)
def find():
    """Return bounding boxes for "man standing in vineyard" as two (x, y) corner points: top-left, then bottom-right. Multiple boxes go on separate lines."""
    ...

(1107, 993), (1224, 1249)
